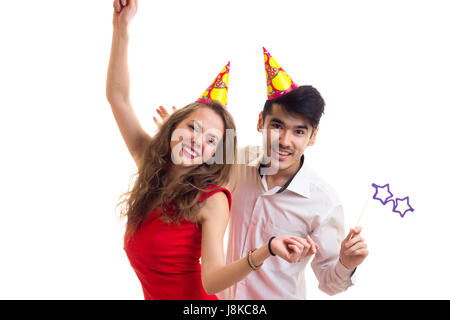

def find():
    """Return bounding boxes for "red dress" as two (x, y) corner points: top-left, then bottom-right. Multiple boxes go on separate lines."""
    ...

(124, 186), (231, 300)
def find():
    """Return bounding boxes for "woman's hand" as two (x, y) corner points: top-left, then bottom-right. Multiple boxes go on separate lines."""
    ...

(270, 235), (319, 263)
(112, 0), (138, 28)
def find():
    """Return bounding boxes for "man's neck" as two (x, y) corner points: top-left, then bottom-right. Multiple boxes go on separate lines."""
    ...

(264, 156), (304, 190)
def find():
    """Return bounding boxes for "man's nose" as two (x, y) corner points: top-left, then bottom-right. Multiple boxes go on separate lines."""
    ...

(279, 131), (291, 148)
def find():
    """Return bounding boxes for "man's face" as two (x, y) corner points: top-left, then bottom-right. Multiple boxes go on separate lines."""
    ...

(258, 103), (319, 174)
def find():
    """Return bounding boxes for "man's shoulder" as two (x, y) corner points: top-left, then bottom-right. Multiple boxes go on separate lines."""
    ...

(227, 145), (262, 193)
(237, 145), (263, 167)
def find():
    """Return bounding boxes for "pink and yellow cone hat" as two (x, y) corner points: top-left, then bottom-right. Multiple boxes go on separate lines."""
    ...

(197, 62), (230, 107)
(263, 47), (298, 100)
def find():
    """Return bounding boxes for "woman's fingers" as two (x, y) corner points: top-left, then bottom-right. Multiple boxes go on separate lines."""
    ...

(288, 237), (313, 258)
(275, 235), (321, 263)
(306, 235), (318, 254)
(297, 239), (310, 260)
(288, 244), (301, 254)
(114, 0), (122, 12)
(287, 244), (303, 262)
(285, 237), (311, 261)
(114, 0), (136, 13)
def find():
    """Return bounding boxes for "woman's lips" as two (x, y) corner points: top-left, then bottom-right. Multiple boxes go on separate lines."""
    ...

(182, 143), (200, 159)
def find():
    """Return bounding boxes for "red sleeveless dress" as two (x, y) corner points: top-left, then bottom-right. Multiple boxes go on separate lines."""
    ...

(124, 186), (231, 300)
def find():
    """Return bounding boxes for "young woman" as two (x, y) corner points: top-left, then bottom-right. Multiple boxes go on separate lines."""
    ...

(106, 0), (316, 300)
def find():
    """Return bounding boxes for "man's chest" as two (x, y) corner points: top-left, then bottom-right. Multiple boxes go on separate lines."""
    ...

(231, 184), (319, 238)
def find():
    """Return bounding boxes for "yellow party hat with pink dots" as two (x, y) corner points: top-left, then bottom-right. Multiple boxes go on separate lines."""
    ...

(197, 62), (230, 107)
(263, 47), (298, 100)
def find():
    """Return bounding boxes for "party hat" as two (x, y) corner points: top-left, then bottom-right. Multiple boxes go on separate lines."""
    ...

(263, 47), (298, 100)
(197, 62), (230, 107)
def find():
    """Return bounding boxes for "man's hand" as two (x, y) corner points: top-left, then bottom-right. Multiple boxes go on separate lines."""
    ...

(113, 0), (138, 28)
(153, 106), (176, 128)
(270, 235), (319, 263)
(339, 226), (369, 270)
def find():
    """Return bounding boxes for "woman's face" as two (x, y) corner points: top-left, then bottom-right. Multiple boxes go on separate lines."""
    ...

(170, 107), (225, 167)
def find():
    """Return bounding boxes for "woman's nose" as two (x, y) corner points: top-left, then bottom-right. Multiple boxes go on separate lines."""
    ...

(191, 133), (202, 149)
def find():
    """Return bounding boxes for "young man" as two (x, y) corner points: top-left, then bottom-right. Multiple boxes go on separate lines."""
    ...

(216, 49), (369, 300)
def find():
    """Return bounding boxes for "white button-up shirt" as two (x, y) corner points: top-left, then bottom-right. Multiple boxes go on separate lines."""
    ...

(217, 146), (355, 300)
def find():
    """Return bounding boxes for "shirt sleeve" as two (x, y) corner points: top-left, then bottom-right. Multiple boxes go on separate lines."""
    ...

(309, 204), (355, 295)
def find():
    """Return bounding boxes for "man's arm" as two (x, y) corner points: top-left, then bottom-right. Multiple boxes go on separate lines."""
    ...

(309, 205), (356, 295)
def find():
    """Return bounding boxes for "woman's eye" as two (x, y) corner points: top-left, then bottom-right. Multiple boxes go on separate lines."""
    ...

(188, 124), (200, 133)
(207, 137), (217, 145)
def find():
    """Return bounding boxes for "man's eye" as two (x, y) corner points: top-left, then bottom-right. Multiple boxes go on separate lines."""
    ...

(271, 123), (281, 129)
(295, 130), (304, 135)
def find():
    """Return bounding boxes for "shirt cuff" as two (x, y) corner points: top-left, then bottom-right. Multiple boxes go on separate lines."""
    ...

(336, 259), (357, 284)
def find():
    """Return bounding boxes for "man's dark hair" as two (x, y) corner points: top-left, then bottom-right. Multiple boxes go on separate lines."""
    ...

(262, 85), (325, 131)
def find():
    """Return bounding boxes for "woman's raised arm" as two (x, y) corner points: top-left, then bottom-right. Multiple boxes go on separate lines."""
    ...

(106, 0), (151, 166)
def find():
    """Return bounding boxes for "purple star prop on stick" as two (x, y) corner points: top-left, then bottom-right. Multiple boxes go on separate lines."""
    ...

(371, 183), (394, 205)
(351, 183), (414, 238)
(371, 183), (414, 218)
(393, 196), (415, 218)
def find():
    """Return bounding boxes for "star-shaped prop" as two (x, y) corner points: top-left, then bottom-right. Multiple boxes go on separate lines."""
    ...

(371, 183), (394, 205)
(393, 196), (415, 218)
(371, 183), (414, 218)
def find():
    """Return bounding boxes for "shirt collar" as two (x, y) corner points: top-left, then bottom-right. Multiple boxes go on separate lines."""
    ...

(285, 159), (311, 198)
(256, 154), (311, 199)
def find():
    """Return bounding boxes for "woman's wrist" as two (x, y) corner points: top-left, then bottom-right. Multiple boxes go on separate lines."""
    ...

(113, 24), (129, 38)
(250, 243), (271, 266)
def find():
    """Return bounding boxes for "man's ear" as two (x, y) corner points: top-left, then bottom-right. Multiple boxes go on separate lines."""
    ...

(257, 112), (263, 132)
(308, 125), (319, 146)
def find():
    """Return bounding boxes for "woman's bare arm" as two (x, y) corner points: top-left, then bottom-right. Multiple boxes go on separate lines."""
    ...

(106, 0), (150, 166)
(198, 192), (318, 295)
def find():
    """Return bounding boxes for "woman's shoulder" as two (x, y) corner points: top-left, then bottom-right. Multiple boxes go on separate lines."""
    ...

(198, 185), (232, 208)
(195, 185), (232, 224)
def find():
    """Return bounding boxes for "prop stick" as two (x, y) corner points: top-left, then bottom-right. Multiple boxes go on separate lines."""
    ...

(356, 193), (370, 227)
(349, 192), (371, 240)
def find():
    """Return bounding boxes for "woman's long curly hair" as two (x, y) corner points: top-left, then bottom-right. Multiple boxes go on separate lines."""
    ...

(118, 101), (237, 237)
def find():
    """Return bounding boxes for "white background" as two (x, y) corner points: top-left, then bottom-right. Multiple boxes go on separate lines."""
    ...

(1, 0), (449, 299)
